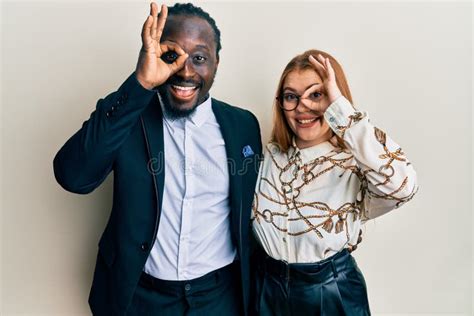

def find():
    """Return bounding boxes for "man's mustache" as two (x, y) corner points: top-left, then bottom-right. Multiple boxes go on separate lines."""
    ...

(166, 76), (202, 88)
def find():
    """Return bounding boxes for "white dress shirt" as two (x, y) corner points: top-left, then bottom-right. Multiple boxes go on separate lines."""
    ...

(144, 95), (236, 280)
(252, 96), (418, 263)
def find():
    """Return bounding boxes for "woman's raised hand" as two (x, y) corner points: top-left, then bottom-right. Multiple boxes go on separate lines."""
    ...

(135, 2), (189, 90)
(308, 54), (342, 104)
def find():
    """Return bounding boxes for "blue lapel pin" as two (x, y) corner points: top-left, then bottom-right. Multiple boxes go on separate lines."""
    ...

(242, 145), (254, 158)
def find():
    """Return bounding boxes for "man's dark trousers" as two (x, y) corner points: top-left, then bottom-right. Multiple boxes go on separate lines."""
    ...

(127, 262), (241, 315)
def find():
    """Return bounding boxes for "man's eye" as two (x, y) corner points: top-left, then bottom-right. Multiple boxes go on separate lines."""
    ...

(193, 56), (207, 63)
(162, 51), (178, 64)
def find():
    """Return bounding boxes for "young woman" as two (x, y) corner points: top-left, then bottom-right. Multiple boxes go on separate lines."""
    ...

(251, 49), (418, 315)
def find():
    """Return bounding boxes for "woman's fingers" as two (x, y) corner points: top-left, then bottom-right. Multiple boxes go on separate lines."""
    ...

(310, 54), (342, 103)
(317, 54), (327, 68)
(309, 54), (325, 70)
(301, 83), (323, 99)
(312, 54), (337, 84)
(325, 57), (336, 81)
(308, 55), (327, 80)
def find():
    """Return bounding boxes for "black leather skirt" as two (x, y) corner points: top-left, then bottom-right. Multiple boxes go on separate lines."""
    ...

(253, 248), (371, 316)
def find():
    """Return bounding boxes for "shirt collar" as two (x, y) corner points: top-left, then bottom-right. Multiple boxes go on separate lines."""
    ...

(288, 137), (336, 164)
(158, 92), (212, 128)
(188, 95), (212, 127)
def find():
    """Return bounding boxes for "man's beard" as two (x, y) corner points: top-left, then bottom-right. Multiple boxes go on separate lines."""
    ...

(162, 98), (199, 119)
(157, 81), (201, 119)
(158, 72), (216, 119)
(157, 79), (208, 119)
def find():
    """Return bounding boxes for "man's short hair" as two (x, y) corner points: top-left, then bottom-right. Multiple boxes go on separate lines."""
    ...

(168, 3), (222, 58)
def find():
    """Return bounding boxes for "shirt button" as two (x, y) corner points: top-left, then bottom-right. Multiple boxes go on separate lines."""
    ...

(184, 284), (191, 291)
(283, 237), (287, 243)
(329, 117), (335, 122)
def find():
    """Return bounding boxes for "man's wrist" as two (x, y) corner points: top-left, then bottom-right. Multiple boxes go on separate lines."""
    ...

(134, 73), (156, 91)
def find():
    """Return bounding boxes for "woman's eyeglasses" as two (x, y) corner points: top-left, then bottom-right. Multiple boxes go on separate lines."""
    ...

(276, 91), (325, 111)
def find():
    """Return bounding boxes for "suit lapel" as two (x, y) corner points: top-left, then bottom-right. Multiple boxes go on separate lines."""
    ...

(212, 99), (243, 244)
(140, 94), (165, 211)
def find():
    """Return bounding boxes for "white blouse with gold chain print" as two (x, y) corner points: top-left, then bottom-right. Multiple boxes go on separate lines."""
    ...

(251, 96), (418, 263)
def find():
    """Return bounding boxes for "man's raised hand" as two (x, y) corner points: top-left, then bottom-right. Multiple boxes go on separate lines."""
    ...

(135, 3), (188, 90)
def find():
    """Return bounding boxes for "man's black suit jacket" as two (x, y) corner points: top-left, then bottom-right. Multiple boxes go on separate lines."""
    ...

(53, 73), (262, 315)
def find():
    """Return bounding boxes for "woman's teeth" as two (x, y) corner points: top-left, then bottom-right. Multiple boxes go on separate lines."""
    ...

(297, 118), (317, 124)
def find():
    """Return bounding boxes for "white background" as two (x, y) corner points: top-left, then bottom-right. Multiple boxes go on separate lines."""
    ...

(1, 0), (472, 315)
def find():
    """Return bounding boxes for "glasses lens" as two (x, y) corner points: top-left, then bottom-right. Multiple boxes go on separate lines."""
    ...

(281, 93), (298, 110)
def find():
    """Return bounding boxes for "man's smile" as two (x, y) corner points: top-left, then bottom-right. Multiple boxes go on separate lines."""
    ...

(170, 84), (199, 100)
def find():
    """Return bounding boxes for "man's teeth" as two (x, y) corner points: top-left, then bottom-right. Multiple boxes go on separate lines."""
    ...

(172, 85), (197, 91)
(297, 118), (318, 124)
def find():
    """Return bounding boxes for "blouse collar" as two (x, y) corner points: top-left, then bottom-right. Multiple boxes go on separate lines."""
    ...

(288, 137), (336, 164)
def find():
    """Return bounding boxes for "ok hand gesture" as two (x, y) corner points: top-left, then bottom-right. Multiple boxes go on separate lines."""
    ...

(135, 2), (188, 90)
(308, 54), (342, 104)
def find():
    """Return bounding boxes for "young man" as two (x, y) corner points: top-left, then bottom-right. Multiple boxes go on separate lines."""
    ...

(53, 3), (262, 315)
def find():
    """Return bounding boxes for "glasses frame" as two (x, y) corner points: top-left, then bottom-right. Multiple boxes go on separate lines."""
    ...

(276, 91), (325, 111)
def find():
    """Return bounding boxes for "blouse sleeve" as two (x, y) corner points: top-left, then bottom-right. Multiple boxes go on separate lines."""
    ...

(324, 96), (418, 221)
